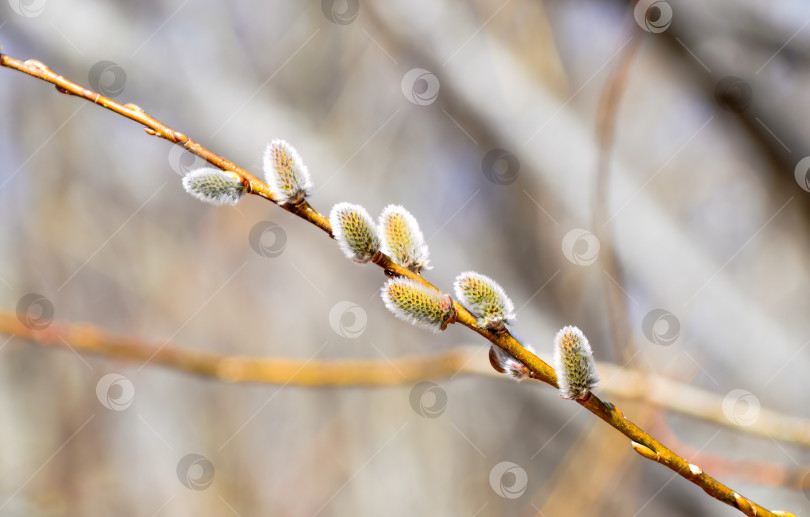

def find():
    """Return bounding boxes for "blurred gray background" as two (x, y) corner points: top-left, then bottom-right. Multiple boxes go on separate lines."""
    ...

(1, 0), (809, 515)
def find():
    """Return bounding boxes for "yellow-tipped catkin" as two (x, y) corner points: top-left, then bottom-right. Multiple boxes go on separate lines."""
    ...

(453, 271), (515, 330)
(182, 167), (245, 206)
(553, 325), (599, 400)
(378, 204), (430, 272)
(330, 202), (380, 263)
(381, 278), (454, 332)
(489, 343), (536, 382)
(263, 139), (313, 205)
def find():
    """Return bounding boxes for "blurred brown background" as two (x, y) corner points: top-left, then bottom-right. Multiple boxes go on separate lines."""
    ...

(1, 0), (809, 515)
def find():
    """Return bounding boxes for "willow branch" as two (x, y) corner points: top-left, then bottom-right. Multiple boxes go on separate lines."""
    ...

(0, 47), (795, 517)
(4, 310), (810, 453)
(593, 32), (641, 364)
(648, 412), (810, 492)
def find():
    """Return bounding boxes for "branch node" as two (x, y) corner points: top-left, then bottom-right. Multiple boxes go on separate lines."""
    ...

(371, 250), (394, 276)
(734, 493), (757, 516)
(604, 400), (625, 418)
(440, 303), (457, 331)
(631, 441), (660, 462)
(24, 59), (49, 72)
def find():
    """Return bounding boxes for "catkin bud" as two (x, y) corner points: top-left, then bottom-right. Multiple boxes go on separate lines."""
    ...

(182, 167), (245, 206)
(453, 271), (515, 330)
(263, 139), (313, 205)
(553, 325), (599, 400)
(381, 278), (454, 332)
(489, 343), (536, 382)
(330, 202), (380, 263)
(378, 204), (431, 272)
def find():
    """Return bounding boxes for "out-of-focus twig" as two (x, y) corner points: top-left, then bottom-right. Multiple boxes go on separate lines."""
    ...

(648, 412), (810, 492)
(593, 32), (641, 364)
(3, 311), (810, 452)
(598, 363), (810, 448)
(0, 46), (796, 517)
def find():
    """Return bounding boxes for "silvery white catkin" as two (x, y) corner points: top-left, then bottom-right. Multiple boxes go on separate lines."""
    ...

(553, 325), (599, 400)
(182, 168), (245, 206)
(453, 271), (515, 330)
(378, 204), (430, 272)
(330, 202), (381, 263)
(263, 139), (313, 205)
(381, 277), (454, 332)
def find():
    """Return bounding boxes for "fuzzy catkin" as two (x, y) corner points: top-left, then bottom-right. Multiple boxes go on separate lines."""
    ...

(381, 278), (453, 332)
(182, 168), (245, 206)
(263, 139), (313, 205)
(453, 271), (515, 330)
(330, 202), (380, 263)
(553, 325), (599, 400)
(489, 343), (536, 382)
(378, 205), (430, 272)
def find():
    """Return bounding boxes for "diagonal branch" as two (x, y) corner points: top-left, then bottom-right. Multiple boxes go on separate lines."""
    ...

(0, 46), (796, 517)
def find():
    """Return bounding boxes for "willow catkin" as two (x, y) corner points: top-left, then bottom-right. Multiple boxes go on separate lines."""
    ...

(330, 202), (380, 263)
(378, 204), (430, 272)
(553, 325), (599, 400)
(182, 168), (245, 206)
(453, 271), (515, 330)
(381, 278), (453, 332)
(263, 139), (313, 205)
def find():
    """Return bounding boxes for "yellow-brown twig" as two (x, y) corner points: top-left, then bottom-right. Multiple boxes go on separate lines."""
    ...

(0, 48), (796, 517)
(3, 310), (810, 452)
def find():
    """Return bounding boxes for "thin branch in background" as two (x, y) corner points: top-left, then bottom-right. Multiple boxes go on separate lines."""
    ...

(592, 28), (641, 365)
(0, 46), (797, 517)
(647, 412), (810, 492)
(2, 310), (810, 452)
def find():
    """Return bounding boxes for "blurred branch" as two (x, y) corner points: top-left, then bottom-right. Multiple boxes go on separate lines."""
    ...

(648, 412), (810, 492)
(599, 363), (810, 449)
(0, 312), (475, 386)
(0, 45), (796, 517)
(4, 310), (810, 453)
(593, 29), (640, 364)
